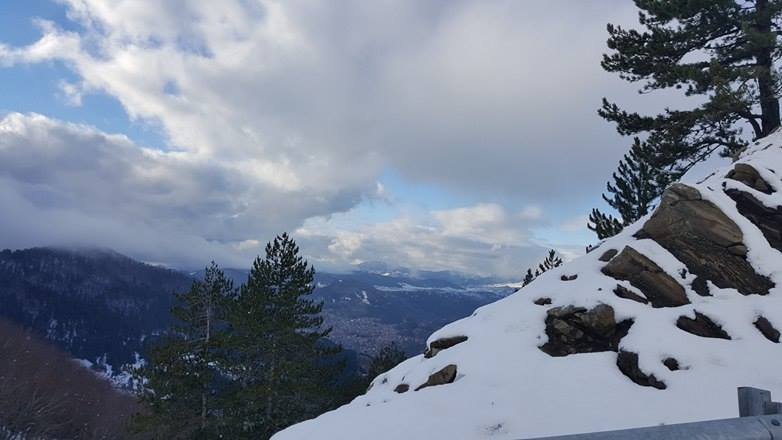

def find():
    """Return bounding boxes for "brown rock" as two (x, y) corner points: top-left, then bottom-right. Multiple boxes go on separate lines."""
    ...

(534, 297), (552, 306)
(425, 336), (468, 358)
(636, 183), (773, 295)
(415, 364), (457, 391)
(726, 163), (774, 194)
(754, 316), (780, 343)
(599, 248), (618, 262)
(662, 357), (680, 371)
(613, 285), (648, 305)
(601, 246), (689, 308)
(676, 311), (731, 339)
(394, 383), (410, 393)
(726, 189), (782, 252)
(691, 276), (711, 296)
(539, 304), (633, 357)
(616, 350), (666, 390)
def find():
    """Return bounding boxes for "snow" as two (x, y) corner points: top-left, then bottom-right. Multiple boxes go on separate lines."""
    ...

(273, 134), (782, 440)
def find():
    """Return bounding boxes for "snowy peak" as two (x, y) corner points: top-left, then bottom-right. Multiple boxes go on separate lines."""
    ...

(274, 134), (782, 440)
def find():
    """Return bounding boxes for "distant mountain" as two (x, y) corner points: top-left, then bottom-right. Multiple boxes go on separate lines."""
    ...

(212, 268), (513, 355)
(0, 247), (511, 375)
(0, 247), (192, 369)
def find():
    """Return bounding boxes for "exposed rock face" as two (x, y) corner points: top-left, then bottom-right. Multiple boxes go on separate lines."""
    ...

(539, 304), (633, 357)
(726, 189), (782, 252)
(726, 163), (773, 194)
(676, 312), (731, 340)
(616, 351), (666, 389)
(415, 364), (457, 391)
(636, 184), (774, 295)
(613, 285), (648, 305)
(601, 246), (688, 308)
(425, 336), (468, 358)
(598, 249), (618, 262)
(754, 316), (780, 343)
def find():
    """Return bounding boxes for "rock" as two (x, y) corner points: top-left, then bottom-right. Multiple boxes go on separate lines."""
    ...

(534, 297), (552, 306)
(754, 316), (780, 343)
(561, 274), (578, 281)
(636, 183), (774, 295)
(539, 304), (633, 357)
(676, 311), (731, 339)
(394, 383), (410, 393)
(662, 357), (680, 371)
(613, 285), (648, 305)
(598, 249), (618, 262)
(425, 336), (468, 358)
(691, 276), (710, 296)
(726, 163), (774, 194)
(601, 246), (689, 308)
(725, 189), (782, 252)
(616, 350), (666, 390)
(415, 364), (457, 391)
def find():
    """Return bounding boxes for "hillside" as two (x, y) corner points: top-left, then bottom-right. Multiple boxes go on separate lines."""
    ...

(0, 247), (192, 369)
(273, 135), (782, 439)
(0, 248), (508, 374)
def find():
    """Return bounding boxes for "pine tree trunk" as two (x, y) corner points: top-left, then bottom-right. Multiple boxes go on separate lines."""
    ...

(201, 297), (212, 431)
(756, 0), (781, 136)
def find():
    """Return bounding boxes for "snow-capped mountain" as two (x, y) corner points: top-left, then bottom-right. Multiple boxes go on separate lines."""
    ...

(273, 135), (782, 439)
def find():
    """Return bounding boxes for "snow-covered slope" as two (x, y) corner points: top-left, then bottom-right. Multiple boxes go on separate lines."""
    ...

(274, 135), (782, 440)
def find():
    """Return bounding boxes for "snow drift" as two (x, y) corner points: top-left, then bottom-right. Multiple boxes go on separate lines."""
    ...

(274, 135), (782, 440)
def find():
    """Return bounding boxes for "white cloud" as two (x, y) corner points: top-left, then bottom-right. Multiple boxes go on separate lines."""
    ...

(0, 1), (656, 274)
(298, 203), (546, 278)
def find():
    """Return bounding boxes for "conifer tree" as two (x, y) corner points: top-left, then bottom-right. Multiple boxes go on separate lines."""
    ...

(520, 249), (564, 288)
(133, 262), (234, 439)
(366, 343), (407, 380)
(227, 233), (339, 439)
(591, 1), (782, 239)
(588, 138), (674, 238)
(600, 0), (782, 174)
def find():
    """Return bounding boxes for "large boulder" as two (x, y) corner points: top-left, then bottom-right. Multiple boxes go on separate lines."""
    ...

(601, 246), (688, 308)
(636, 184), (774, 295)
(539, 304), (633, 357)
(725, 189), (782, 252)
(726, 163), (773, 194)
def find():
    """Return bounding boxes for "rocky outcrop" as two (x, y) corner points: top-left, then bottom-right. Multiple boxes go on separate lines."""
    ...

(676, 311), (731, 340)
(616, 350), (666, 390)
(725, 189), (782, 252)
(425, 336), (468, 358)
(539, 304), (633, 357)
(601, 246), (688, 308)
(636, 184), (774, 295)
(415, 365), (457, 391)
(754, 316), (780, 343)
(726, 163), (774, 194)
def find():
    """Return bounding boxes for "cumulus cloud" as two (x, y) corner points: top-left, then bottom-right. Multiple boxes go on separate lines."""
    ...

(0, 1), (655, 275)
(297, 203), (547, 278)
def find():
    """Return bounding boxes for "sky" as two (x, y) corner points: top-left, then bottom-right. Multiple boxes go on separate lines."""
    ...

(0, 0), (661, 279)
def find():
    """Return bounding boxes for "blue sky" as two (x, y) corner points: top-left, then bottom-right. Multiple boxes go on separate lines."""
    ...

(0, 1), (641, 278)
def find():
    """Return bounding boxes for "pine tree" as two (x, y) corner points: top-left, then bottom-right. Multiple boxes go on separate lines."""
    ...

(588, 138), (675, 238)
(591, 1), (782, 240)
(227, 233), (339, 439)
(366, 343), (407, 380)
(600, 0), (782, 176)
(520, 249), (564, 288)
(133, 262), (234, 439)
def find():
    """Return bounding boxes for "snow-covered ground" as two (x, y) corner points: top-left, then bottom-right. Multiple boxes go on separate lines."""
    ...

(273, 134), (782, 440)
